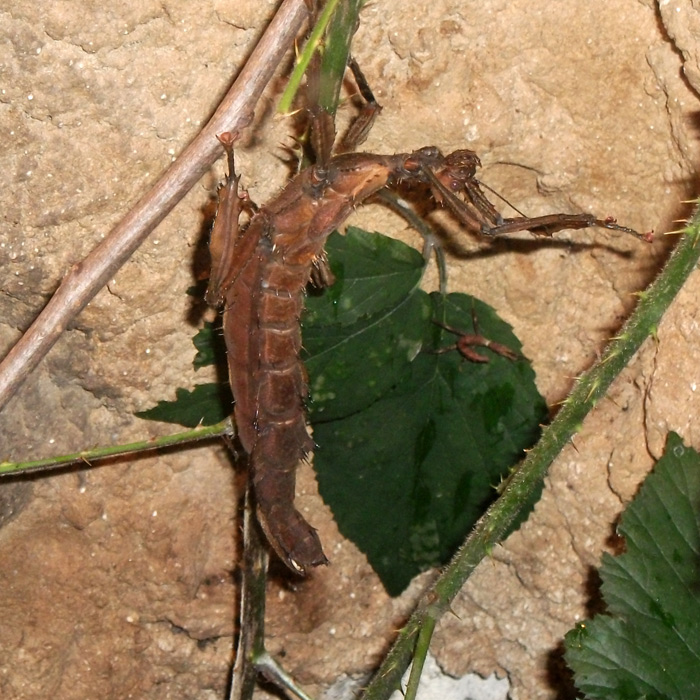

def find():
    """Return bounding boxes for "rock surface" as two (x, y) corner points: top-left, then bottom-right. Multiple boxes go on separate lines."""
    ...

(1, 1), (699, 698)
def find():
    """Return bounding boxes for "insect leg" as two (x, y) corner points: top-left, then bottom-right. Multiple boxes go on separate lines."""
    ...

(482, 213), (650, 241)
(433, 320), (521, 362)
(206, 132), (247, 307)
(337, 58), (383, 152)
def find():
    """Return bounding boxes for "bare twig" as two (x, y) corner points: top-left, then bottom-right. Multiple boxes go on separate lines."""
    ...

(0, 0), (310, 412)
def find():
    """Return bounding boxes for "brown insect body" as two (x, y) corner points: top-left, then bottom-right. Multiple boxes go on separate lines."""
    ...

(208, 134), (647, 574)
(210, 146), (409, 572)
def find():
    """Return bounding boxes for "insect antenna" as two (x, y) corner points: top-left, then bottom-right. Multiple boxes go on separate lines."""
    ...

(478, 179), (529, 217)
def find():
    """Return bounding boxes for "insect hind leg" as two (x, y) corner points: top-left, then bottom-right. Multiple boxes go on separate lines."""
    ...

(432, 319), (521, 363)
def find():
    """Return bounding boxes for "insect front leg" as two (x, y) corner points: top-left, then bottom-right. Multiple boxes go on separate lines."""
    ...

(205, 132), (257, 308)
(481, 213), (650, 241)
(451, 179), (649, 242)
(412, 148), (649, 243)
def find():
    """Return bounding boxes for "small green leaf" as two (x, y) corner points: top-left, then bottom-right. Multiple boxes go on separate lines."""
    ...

(565, 432), (700, 700)
(135, 383), (231, 427)
(192, 322), (220, 370)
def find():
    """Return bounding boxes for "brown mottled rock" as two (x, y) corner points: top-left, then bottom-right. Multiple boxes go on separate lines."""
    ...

(0, 1), (697, 699)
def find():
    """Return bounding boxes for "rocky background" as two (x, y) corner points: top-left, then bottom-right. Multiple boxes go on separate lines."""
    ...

(1, 1), (699, 698)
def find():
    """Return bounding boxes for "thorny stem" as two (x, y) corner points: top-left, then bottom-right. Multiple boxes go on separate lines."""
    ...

(0, 420), (233, 477)
(317, 0), (367, 115)
(360, 213), (700, 700)
(403, 614), (435, 700)
(0, 0), (311, 413)
(226, 487), (314, 700)
(278, 0), (343, 114)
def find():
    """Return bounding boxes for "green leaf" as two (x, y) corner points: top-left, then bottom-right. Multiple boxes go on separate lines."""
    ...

(310, 286), (546, 595)
(565, 432), (700, 700)
(135, 383), (231, 428)
(303, 229), (426, 421)
(304, 291), (429, 422)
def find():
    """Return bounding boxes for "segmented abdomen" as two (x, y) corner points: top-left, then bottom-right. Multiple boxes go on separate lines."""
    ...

(223, 217), (333, 571)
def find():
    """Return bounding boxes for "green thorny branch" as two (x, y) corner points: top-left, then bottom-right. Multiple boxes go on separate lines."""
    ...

(278, 0), (367, 116)
(0, 420), (233, 476)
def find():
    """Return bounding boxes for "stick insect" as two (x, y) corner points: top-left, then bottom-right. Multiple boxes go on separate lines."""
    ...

(205, 61), (647, 574)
